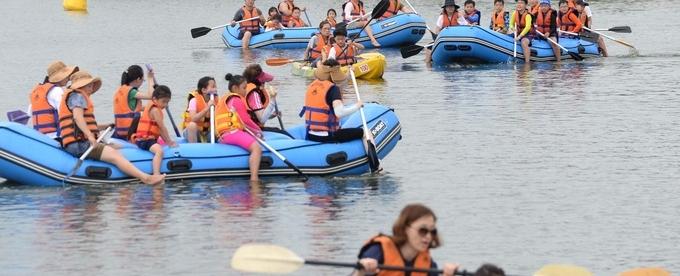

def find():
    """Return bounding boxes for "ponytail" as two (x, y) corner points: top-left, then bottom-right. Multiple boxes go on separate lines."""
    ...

(120, 65), (144, 85)
(224, 73), (246, 92)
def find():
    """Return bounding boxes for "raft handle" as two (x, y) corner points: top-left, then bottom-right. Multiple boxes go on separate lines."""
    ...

(260, 156), (273, 169)
(167, 159), (192, 172)
(273, 33), (285, 39)
(85, 166), (112, 179)
(457, 45), (471, 51)
(444, 45), (457, 51)
(326, 151), (348, 166)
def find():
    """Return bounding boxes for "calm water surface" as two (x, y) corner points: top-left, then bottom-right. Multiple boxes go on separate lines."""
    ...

(1, 0), (679, 275)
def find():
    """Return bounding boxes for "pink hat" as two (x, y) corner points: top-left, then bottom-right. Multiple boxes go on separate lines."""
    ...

(256, 70), (274, 83)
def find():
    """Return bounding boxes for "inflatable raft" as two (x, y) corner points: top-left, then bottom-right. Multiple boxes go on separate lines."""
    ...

(0, 104), (401, 186)
(291, 53), (386, 80)
(222, 13), (426, 49)
(431, 25), (601, 64)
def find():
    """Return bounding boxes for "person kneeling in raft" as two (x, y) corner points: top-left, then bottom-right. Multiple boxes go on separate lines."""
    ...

(300, 59), (364, 143)
(59, 71), (165, 185)
(216, 74), (263, 181)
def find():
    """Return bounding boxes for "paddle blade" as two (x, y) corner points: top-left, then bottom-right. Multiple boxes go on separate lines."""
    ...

(231, 243), (305, 274)
(568, 51), (584, 61)
(191, 27), (211, 38)
(619, 267), (670, 276)
(366, 142), (380, 173)
(609, 26), (632, 33)
(266, 58), (294, 66)
(534, 264), (592, 276)
(400, 45), (425, 59)
(370, 0), (390, 20)
(7, 110), (29, 125)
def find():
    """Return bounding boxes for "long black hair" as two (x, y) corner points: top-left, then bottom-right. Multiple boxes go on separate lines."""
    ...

(121, 65), (144, 85)
(197, 76), (215, 92)
(224, 73), (246, 92)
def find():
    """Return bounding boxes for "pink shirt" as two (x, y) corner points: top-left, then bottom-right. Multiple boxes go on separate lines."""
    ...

(227, 96), (261, 135)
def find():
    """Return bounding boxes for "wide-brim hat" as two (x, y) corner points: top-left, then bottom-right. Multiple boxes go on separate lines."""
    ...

(47, 60), (79, 83)
(313, 62), (348, 83)
(68, 71), (102, 93)
(442, 0), (459, 9)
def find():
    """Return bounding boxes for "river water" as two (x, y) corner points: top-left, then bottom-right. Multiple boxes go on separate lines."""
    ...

(1, 0), (678, 275)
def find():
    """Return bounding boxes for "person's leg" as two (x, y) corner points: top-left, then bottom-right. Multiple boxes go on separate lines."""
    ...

(521, 38), (531, 63)
(550, 36), (561, 62)
(99, 145), (165, 185)
(242, 31), (252, 49)
(184, 122), (198, 143)
(247, 142), (262, 181)
(149, 143), (163, 175)
(598, 36), (608, 57)
(330, 128), (364, 143)
(361, 21), (380, 47)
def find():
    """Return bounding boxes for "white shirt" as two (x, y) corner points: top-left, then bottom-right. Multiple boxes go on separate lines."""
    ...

(584, 6), (593, 17)
(26, 86), (64, 138)
(344, 1), (363, 21)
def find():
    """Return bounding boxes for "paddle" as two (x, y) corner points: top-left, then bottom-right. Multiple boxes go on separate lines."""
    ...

(349, 68), (380, 173)
(231, 243), (474, 275)
(594, 26), (632, 33)
(191, 17), (260, 39)
(337, 0), (390, 58)
(534, 264), (592, 276)
(209, 93), (215, 144)
(266, 58), (308, 67)
(619, 267), (670, 276)
(303, 10), (312, 27)
(63, 126), (113, 184)
(582, 26), (636, 49)
(6, 110), (29, 125)
(242, 128), (308, 181)
(533, 28), (584, 61)
(558, 30), (599, 43)
(400, 43), (433, 59)
(145, 64), (181, 137)
(513, 24), (518, 60)
(265, 84), (285, 130)
(402, 0), (438, 40)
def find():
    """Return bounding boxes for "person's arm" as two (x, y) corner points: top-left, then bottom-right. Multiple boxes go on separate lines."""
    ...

(231, 10), (243, 26)
(434, 15), (444, 34)
(470, 13), (480, 25)
(569, 12), (582, 32)
(279, 2), (292, 16)
(257, 9), (265, 25)
(229, 97), (261, 135)
(150, 107), (176, 147)
(132, 71), (155, 100)
(509, 11), (516, 31)
(352, 42), (365, 50)
(191, 96), (214, 123)
(72, 107), (97, 146)
(353, 244), (382, 276)
(328, 46), (337, 60)
(328, 86), (362, 118)
(584, 6), (593, 28)
(303, 37), (315, 59)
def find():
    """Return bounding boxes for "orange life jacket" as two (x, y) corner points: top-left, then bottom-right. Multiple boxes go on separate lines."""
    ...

(441, 12), (459, 28)
(380, 0), (401, 19)
(327, 16), (337, 27)
(300, 80), (339, 133)
(559, 8), (582, 33)
(29, 83), (60, 135)
(279, 1), (294, 26)
(113, 84), (142, 138)
(240, 7), (261, 32)
(490, 11), (508, 31)
(514, 9), (532, 31)
(577, 11), (589, 28)
(59, 90), (99, 147)
(343, 0), (365, 23)
(133, 102), (162, 142)
(358, 235), (432, 276)
(181, 90), (213, 133)
(310, 34), (330, 60)
(535, 9), (555, 36)
(245, 83), (271, 127)
(331, 44), (356, 66)
(567, 0), (575, 8)
(215, 93), (245, 136)
(288, 17), (305, 28)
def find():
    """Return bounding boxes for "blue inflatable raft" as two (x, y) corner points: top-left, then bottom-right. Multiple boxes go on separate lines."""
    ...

(0, 104), (401, 186)
(222, 13), (426, 49)
(431, 25), (601, 64)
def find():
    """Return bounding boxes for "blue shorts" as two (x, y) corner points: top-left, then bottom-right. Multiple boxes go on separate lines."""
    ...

(136, 139), (157, 151)
(238, 29), (261, 39)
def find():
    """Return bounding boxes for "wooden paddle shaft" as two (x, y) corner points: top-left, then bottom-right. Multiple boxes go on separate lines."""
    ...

(582, 26), (635, 48)
(305, 260), (473, 275)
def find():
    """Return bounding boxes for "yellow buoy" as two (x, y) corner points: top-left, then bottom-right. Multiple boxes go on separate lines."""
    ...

(63, 0), (87, 11)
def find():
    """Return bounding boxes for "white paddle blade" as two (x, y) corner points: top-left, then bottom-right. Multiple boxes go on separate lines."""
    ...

(534, 264), (592, 276)
(231, 243), (305, 274)
(619, 267), (671, 276)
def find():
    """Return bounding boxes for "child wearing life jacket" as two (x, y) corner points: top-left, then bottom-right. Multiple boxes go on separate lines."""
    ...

(181, 76), (217, 143)
(28, 61), (79, 140)
(304, 21), (333, 64)
(231, 0), (265, 49)
(534, 0), (560, 61)
(378, 0), (411, 20)
(132, 85), (177, 176)
(463, 0), (481, 25)
(557, 0), (582, 34)
(265, 15), (285, 31)
(287, 7), (307, 28)
(113, 65), (155, 140)
(489, 0), (509, 33)
(326, 9), (338, 27)
(278, 0), (303, 27)
(342, 0), (381, 47)
(574, 0), (607, 56)
(242, 64), (289, 137)
(60, 71), (164, 185)
(509, 0), (534, 63)
(218, 74), (263, 181)
(326, 28), (364, 66)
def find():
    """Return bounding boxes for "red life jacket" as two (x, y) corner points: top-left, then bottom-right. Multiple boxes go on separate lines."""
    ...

(29, 83), (60, 135)
(441, 11), (459, 28)
(559, 8), (582, 33)
(358, 235), (432, 276)
(240, 7), (261, 32)
(59, 90), (99, 147)
(379, 0), (401, 20)
(536, 9), (555, 36)
(343, 0), (365, 23)
(300, 80), (339, 134)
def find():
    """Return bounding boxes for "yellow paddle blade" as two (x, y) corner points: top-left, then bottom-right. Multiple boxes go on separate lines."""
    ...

(619, 267), (670, 276)
(534, 264), (593, 276)
(231, 243), (305, 274)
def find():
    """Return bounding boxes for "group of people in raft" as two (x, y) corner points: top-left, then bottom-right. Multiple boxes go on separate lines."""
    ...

(27, 60), (368, 183)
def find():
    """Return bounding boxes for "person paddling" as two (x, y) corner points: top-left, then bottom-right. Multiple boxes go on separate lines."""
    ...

(342, 0), (381, 47)
(509, 0), (534, 63)
(353, 203), (459, 276)
(218, 74), (263, 181)
(28, 61), (79, 141)
(113, 65), (155, 140)
(378, 0), (411, 20)
(433, 0), (465, 35)
(535, 0), (560, 61)
(304, 21), (333, 65)
(231, 0), (266, 49)
(557, 0), (582, 34)
(59, 71), (165, 185)
(242, 64), (290, 136)
(326, 28), (364, 66)
(574, 0), (607, 56)
(181, 76), (217, 143)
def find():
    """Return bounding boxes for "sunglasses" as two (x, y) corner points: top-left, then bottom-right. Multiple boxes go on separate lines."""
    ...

(412, 226), (437, 237)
